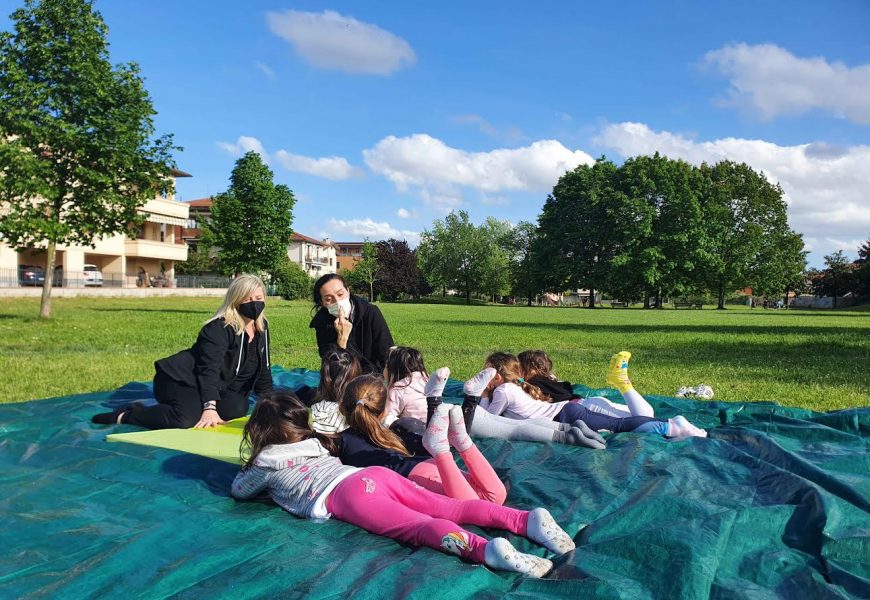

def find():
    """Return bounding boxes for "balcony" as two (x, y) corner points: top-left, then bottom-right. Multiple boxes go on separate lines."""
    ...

(124, 239), (189, 261)
(305, 255), (331, 265)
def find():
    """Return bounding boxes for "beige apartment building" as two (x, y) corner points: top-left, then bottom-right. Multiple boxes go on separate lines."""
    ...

(288, 233), (337, 278)
(0, 169), (191, 287)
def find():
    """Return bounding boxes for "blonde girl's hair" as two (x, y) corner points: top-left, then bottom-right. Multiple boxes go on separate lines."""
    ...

(340, 374), (410, 456)
(518, 350), (556, 382)
(485, 351), (552, 403)
(208, 274), (267, 335)
(240, 388), (338, 468)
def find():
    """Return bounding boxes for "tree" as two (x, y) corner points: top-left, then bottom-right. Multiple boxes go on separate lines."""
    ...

(376, 238), (420, 301)
(175, 245), (216, 275)
(697, 161), (793, 309)
(480, 217), (512, 302)
(508, 221), (540, 306)
(418, 210), (490, 304)
(536, 158), (644, 308)
(617, 154), (702, 308)
(271, 258), (312, 301)
(0, 0), (176, 318)
(347, 239), (379, 300)
(813, 250), (857, 308)
(748, 230), (807, 307)
(204, 152), (295, 276)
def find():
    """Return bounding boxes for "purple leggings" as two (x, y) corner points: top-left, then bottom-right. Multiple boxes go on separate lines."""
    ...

(326, 466), (528, 563)
(555, 401), (668, 434)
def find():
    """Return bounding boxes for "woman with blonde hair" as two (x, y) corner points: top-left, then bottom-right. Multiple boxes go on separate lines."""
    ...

(92, 274), (273, 429)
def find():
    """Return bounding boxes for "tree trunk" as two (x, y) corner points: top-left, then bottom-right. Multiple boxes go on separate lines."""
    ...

(783, 286), (790, 309)
(717, 281), (726, 309)
(588, 287), (596, 308)
(656, 289), (663, 309)
(833, 295), (838, 309)
(643, 290), (651, 309)
(40, 241), (57, 319)
(369, 281), (373, 302)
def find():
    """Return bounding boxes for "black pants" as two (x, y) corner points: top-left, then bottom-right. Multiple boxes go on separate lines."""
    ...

(122, 368), (248, 430)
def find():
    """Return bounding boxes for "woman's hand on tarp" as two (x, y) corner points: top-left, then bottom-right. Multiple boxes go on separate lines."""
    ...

(194, 409), (226, 429)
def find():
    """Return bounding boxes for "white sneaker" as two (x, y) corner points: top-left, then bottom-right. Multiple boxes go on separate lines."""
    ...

(675, 386), (695, 398)
(694, 384), (714, 400)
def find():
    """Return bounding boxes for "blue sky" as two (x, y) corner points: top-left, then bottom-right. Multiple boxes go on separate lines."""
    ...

(4, 0), (869, 266)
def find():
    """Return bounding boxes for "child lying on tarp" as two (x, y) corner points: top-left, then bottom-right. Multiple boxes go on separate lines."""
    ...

(471, 352), (707, 439)
(231, 388), (575, 578)
(384, 346), (606, 449)
(336, 373), (506, 504)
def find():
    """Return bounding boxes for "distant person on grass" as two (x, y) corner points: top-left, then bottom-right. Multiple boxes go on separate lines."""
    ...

(91, 274), (273, 429)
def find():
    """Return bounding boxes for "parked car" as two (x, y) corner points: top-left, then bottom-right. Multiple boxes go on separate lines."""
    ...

(83, 264), (103, 286)
(18, 265), (45, 286)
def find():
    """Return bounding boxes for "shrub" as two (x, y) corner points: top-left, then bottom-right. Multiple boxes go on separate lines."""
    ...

(271, 259), (312, 301)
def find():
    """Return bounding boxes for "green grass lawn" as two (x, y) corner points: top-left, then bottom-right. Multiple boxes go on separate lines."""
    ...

(1, 296), (868, 411)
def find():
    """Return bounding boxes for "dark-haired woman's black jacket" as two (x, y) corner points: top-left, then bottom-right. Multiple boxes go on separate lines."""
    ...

(309, 295), (394, 372)
(155, 318), (273, 404)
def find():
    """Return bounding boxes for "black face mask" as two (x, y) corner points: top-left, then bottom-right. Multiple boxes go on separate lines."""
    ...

(238, 300), (265, 320)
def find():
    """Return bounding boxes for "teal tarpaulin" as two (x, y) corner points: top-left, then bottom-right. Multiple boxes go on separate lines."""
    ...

(1, 366), (868, 599)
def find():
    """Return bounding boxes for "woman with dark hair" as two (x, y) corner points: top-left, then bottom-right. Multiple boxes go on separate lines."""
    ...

(309, 273), (394, 373)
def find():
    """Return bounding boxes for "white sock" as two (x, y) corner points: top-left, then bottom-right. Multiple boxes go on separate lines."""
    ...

(464, 368), (496, 397)
(484, 537), (552, 578)
(447, 405), (473, 452)
(425, 367), (450, 398)
(525, 508), (576, 554)
(422, 404), (451, 455)
(622, 388), (655, 417)
(667, 415), (708, 439)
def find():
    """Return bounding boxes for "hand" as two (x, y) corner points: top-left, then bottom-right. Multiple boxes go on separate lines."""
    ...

(195, 409), (225, 429)
(335, 307), (352, 348)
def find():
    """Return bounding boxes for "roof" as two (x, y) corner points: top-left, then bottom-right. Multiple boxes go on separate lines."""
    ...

(185, 198), (213, 208)
(171, 168), (192, 178)
(335, 241), (365, 247)
(291, 232), (331, 246)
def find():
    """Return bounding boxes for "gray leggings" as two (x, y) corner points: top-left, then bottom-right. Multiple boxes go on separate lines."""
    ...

(468, 406), (560, 443)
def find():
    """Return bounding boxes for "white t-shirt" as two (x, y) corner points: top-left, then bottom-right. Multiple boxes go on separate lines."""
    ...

(480, 382), (567, 420)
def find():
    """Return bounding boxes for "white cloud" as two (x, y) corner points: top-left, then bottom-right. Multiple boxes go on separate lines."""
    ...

(216, 136), (269, 161)
(274, 150), (363, 180)
(266, 10), (415, 75)
(328, 218), (419, 244)
(594, 121), (870, 262)
(364, 134), (593, 195)
(396, 208), (412, 219)
(255, 62), (276, 80)
(217, 136), (362, 180)
(480, 194), (510, 206)
(703, 43), (870, 124)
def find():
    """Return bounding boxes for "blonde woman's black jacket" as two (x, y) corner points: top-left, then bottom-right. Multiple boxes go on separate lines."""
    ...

(155, 318), (273, 404)
(309, 295), (394, 372)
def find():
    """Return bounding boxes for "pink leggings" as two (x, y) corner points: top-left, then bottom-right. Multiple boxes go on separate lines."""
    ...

(407, 446), (507, 504)
(326, 467), (529, 564)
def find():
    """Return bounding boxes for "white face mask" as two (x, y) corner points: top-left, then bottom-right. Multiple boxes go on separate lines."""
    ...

(327, 296), (352, 318)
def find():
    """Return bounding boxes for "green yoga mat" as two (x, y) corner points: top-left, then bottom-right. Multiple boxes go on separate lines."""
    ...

(106, 417), (248, 464)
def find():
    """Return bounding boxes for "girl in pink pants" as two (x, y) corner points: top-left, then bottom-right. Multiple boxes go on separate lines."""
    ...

(337, 373), (506, 504)
(232, 389), (576, 578)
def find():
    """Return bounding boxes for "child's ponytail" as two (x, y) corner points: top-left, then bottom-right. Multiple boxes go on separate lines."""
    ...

(341, 374), (410, 456)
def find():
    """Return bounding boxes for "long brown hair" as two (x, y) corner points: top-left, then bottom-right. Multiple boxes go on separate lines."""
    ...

(240, 389), (338, 468)
(340, 374), (409, 456)
(486, 351), (552, 402)
(518, 350), (556, 381)
(316, 349), (363, 403)
(385, 346), (428, 389)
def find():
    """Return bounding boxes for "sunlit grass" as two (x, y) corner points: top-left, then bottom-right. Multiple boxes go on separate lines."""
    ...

(1, 297), (868, 411)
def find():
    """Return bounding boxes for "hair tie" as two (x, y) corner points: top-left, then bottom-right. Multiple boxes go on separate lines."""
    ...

(355, 399), (365, 406)
(517, 378), (525, 383)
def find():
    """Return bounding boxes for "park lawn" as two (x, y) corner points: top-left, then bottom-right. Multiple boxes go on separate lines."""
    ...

(0, 296), (868, 411)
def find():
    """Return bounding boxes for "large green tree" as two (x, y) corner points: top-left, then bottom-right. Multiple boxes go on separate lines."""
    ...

(855, 237), (870, 297)
(418, 210), (490, 304)
(697, 161), (793, 309)
(508, 221), (541, 306)
(204, 152), (295, 276)
(480, 217), (512, 302)
(0, 0), (176, 318)
(346, 239), (379, 300)
(535, 158), (643, 308)
(617, 154), (702, 308)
